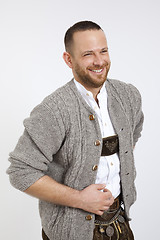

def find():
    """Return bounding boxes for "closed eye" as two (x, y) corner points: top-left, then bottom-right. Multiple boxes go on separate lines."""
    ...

(83, 52), (92, 57)
(101, 49), (108, 54)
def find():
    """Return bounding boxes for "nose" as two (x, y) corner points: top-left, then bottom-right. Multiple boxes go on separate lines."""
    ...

(93, 53), (103, 67)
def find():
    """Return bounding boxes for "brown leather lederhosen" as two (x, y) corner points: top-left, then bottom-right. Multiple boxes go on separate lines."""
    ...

(93, 194), (134, 240)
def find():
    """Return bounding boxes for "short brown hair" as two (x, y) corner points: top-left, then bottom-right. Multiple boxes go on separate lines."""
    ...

(64, 21), (102, 54)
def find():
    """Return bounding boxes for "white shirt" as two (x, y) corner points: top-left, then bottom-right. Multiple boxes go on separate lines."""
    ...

(74, 79), (121, 198)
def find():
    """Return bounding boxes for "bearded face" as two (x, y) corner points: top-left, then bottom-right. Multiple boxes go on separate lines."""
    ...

(74, 60), (110, 89)
(63, 30), (111, 92)
(69, 30), (111, 90)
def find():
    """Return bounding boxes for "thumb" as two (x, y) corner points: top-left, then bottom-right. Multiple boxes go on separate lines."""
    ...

(96, 184), (106, 191)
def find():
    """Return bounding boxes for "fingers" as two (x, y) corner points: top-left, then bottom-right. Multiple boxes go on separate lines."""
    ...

(79, 184), (114, 215)
(103, 187), (109, 192)
(107, 197), (114, 206)
(96, 184), (106, 191)
(102, 191), (114, 209)
(97, 210), (105, 216)
(95, 184), (114, 206)
(103, 188), (114, 198)
(95, 198), (114, 216)
(96, 205), (110, 216)
(103, 188), (113, 196)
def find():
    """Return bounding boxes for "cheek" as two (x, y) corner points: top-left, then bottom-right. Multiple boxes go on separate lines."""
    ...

(78, 61), (91, 71)
(83, 58), (95, 68)
(106, 54), (111, 63)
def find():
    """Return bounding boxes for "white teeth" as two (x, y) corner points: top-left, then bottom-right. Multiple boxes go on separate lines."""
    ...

(91, 69), (103, 73)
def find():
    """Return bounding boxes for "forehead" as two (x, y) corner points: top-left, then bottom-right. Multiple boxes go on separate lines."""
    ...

(72, 30), (108, 53)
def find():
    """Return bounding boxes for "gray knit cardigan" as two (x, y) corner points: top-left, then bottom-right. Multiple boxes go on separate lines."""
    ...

(7, 78), (144, 240)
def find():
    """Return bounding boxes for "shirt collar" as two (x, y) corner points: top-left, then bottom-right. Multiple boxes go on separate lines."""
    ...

(74, 78), (107, 100)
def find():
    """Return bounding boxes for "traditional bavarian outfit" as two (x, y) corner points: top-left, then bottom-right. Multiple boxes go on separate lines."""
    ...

(8, 79), (143, 240)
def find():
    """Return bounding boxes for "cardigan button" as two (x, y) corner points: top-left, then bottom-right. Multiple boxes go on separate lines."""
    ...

(85, 215), (92, 220)
(94, 140), (101, 146)
(89, 114), (95, 120)
(92, 165), (98, 171)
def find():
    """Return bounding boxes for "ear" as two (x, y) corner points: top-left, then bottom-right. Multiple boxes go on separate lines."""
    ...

(63, 52), (73, 69)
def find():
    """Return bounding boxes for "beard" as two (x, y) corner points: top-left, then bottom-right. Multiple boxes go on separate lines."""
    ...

(74, 61), (110, 89)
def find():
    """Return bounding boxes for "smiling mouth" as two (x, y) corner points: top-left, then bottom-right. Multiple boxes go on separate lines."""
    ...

(89, 68), (104, 73)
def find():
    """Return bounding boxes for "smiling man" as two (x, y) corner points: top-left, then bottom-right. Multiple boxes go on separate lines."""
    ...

(7, 21), (144, 240)
(63, 29), (111, 96)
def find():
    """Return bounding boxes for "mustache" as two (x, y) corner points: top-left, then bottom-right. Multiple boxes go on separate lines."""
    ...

(87, 62), (110, 70)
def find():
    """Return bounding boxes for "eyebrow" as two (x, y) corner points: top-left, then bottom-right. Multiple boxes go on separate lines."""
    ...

(101, 47), (108, 51)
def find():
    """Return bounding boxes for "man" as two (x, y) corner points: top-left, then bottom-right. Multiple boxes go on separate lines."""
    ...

(7, 21), (144, 240)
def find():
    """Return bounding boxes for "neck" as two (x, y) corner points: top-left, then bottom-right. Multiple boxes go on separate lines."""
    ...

(74, 79), (103, 100)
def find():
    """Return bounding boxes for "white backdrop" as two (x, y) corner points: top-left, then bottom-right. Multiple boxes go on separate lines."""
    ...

(1, 0), (160, 239)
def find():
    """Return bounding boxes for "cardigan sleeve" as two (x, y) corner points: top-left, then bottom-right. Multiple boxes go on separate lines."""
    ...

(127, 84), (144, 146)
(7, 101), (66, 192)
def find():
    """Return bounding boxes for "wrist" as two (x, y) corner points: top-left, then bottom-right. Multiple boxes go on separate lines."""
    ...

(70, 189), (82, 209)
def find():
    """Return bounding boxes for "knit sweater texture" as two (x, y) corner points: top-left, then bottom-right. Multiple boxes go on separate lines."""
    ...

(7, 78), (144, 240)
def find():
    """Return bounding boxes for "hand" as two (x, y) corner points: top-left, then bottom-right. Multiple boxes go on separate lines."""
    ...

(78, 184), (114, 215)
